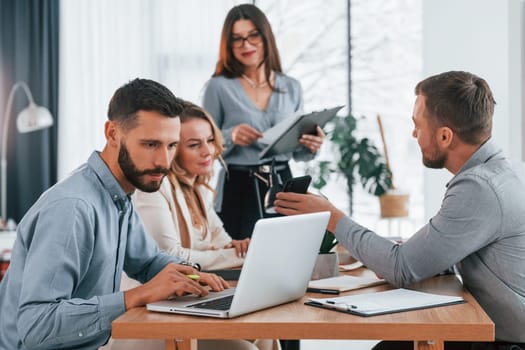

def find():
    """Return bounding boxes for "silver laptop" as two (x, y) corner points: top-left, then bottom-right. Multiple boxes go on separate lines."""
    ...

(146, 211), (330, 318)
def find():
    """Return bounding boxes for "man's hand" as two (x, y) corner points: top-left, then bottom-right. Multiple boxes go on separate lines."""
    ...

(196, 271), (230, 291)
(124, 263), (229, 310)
(274, 192), (345, 232)
(225, 238), (250, 258)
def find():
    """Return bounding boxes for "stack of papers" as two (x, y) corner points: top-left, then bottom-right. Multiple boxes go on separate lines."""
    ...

(306, 288), (465, 316)
(307, 275), (386, 294)
(339, 261), (364, 271)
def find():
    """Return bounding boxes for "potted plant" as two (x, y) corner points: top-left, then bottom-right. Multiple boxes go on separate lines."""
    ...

(311, 229), (339, 280)
(307, 114), (393, 279)
(313, 114), (393, 215)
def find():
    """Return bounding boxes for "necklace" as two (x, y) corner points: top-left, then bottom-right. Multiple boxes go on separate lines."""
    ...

(241, 74), (268, 89)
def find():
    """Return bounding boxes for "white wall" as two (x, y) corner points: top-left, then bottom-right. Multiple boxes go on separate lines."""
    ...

(421, 0), (524, 219)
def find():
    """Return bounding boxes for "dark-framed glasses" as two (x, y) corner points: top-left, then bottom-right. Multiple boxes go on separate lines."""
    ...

(230, 32), (262, 48)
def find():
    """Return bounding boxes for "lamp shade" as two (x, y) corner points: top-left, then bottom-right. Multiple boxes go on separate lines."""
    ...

(16, 103), (54, 133)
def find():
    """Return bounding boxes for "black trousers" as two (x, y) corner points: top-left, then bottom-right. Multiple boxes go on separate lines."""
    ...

(218, 163), (292, 240)
(372, 341), (524, 350)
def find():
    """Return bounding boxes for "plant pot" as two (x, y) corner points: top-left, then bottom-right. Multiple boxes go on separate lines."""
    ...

(311, 252), (339, 280)
(379, 190), (409, 218)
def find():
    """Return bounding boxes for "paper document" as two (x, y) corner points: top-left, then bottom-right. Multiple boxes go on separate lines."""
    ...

(308, 275), (385, 293)
(306, 288), (465, 317)
(259, 106), (344, 159)
(339, 261), (364, 271)
(259, 113), (301, 145)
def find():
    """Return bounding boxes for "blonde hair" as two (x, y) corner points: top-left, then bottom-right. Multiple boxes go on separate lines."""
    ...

(167, 102), (224, 247)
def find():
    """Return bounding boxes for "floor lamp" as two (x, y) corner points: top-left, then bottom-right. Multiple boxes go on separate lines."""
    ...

(1, 81), (54, 229)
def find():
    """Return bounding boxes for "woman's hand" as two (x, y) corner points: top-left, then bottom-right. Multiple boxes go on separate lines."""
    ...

(225, 238), (250, 258)
(232, 124), (263, 146)
(299, 125), (325, 153)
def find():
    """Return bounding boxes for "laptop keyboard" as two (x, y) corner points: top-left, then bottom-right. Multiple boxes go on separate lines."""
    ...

(188, 295), (234, 311)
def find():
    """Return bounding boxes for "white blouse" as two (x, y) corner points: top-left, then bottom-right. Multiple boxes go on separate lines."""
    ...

(132, 178), (244, 270)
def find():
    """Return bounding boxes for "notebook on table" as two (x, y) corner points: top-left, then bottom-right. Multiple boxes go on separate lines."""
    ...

(307, 275), (387, 294)
(147, 211), (330, 318)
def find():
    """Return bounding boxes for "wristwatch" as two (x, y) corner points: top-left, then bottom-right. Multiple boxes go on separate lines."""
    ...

(180, 260), (201, 271)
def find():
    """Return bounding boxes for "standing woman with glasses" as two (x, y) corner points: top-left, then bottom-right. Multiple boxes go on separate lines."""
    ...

(202, 3), (325, 241)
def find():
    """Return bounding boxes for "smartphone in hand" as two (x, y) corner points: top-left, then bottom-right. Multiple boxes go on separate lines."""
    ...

(282, 175), (312, 194)
(266, 175), (312, 214)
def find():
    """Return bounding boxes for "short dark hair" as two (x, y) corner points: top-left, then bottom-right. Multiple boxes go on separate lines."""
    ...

(415, 71), (496, 144)
(213, 4), (282, 86)
(107, 78), (184, 131)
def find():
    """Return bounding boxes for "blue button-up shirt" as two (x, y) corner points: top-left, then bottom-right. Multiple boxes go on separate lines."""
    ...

(0, 152), (181, 349)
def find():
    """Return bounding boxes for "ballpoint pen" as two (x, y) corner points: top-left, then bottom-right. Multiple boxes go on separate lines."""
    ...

(326, 300), (357, 312)
(306, 287), (340, 295)
(186, 274), (201, 281)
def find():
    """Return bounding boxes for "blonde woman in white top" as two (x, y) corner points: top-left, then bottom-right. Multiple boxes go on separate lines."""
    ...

(130, 102), (279, 350)
(133, 101), (251, 270)
(103, 104), (274, 350)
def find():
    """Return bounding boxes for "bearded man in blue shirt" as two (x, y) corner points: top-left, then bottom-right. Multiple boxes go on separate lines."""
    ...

(275, 71), (525, 350)
(0, 78), (229, 350)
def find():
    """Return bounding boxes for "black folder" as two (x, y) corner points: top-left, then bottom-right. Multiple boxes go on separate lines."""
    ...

(259, 105), (344, 159)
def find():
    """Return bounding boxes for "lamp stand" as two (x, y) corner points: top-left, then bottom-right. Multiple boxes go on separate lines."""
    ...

(1, 81), (54, 228)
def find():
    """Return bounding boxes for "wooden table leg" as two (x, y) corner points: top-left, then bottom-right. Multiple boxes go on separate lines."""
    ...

(414, 340), (445, 350)
(165, 338), (197, 350)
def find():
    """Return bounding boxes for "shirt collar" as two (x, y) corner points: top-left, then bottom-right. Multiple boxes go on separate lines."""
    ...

(88, 151), (130, 208)
(446, 138), (504, 188)
(457, 138), (503, 174)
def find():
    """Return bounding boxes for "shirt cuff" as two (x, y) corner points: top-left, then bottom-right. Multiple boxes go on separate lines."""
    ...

(98, 292), (126, 330)
(334, 215), (353, 240)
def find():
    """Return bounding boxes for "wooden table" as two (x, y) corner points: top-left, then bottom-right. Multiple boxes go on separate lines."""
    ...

(112, 272), (494, 350)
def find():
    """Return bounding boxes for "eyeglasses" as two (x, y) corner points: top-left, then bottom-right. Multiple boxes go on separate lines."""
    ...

(230, 32), (262, 48)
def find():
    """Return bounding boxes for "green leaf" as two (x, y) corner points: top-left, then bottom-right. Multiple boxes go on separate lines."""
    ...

(319, 230), (338, 253)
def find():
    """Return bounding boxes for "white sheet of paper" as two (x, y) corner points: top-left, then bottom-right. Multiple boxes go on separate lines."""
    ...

(308, 288), (464, 315)
(259, 113), (301, 145)
(339, 261), (364, 271)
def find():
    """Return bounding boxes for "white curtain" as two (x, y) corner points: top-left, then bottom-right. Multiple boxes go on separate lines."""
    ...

(58, 0), (241, 179)
(58, 0), (155, 178)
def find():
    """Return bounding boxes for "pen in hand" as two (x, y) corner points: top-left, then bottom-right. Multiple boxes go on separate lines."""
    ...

(186, 274), (201, 281)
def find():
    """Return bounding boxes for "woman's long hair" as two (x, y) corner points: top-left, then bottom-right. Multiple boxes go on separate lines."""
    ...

(213, 3), (282, 90)
(168, 102), (225, 245)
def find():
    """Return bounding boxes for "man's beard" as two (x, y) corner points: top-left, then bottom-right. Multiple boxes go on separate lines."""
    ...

(422, 147), (447, 169)
(118, 143), (169, 192)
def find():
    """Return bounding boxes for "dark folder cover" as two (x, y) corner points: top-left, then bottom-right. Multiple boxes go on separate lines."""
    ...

(259, 105), (344, 159)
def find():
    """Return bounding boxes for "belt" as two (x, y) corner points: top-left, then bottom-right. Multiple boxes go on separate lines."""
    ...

(228, 162), (289, 173)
